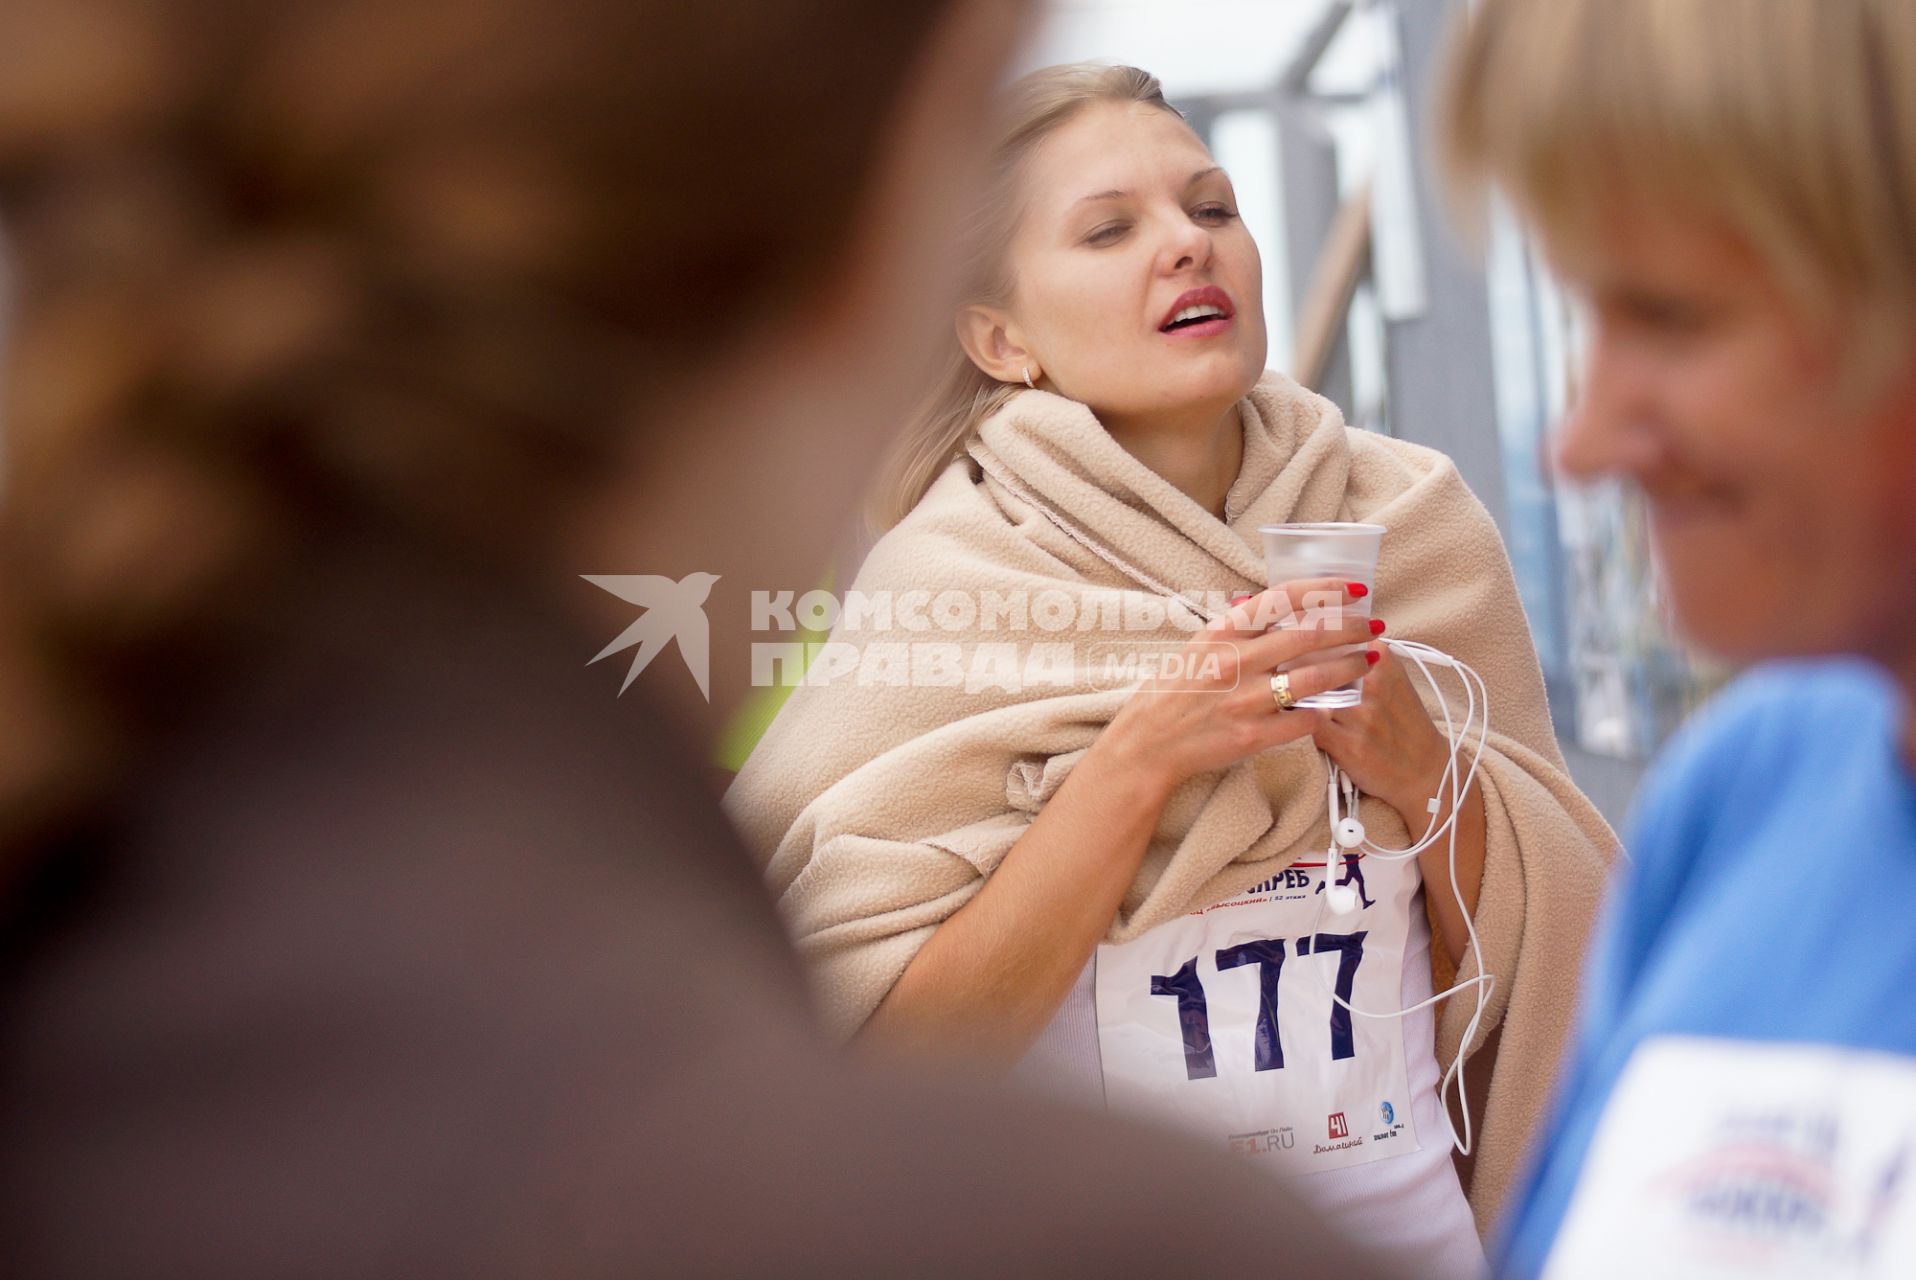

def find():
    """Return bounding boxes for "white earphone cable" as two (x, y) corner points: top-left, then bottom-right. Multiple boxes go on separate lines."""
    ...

(1304, 641), (1494, 1155)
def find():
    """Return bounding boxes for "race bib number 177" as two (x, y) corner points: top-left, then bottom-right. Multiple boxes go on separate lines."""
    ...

(1093, 855), (1419, 1176)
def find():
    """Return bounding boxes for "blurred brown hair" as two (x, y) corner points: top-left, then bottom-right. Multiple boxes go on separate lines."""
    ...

(0, 0), (965, 860)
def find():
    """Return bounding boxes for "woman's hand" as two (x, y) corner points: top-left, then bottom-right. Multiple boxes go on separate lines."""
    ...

(1102, 578), (1374, 803)
(1309, 643), (1450, 830)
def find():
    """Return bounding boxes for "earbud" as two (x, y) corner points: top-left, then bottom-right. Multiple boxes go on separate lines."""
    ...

(1326, 778), (1365, 913)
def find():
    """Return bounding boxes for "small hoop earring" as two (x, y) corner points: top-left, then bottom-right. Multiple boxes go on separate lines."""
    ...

(1023, 367), (1035, 389)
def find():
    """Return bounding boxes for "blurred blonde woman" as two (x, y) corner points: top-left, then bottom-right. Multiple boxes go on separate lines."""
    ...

(1440, 1), (1916, 1275)
(729, 63), (1617, 1272)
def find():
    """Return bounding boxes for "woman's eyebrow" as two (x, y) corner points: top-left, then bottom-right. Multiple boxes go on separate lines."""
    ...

(1070, 167), (1225, 210)
(1071, 187), (1130, 209)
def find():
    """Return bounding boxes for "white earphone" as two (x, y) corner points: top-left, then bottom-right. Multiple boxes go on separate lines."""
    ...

(1324, 772), (1366, 912)
(1307, 636), (1495, 1157)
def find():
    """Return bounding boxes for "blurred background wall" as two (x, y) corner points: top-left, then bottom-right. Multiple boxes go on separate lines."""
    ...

(1029, 0), (1725, 827)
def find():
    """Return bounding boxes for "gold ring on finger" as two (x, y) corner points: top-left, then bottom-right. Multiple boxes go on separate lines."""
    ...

(1270, 670), (1297, 712)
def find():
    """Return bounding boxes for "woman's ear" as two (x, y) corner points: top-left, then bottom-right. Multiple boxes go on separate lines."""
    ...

(955, 303), (1035, 385)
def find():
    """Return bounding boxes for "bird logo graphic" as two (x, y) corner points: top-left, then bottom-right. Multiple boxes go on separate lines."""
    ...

(581, 572), (720, 698)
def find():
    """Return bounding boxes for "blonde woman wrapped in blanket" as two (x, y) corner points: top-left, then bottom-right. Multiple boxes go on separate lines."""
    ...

(726, 63), (1617, 1278)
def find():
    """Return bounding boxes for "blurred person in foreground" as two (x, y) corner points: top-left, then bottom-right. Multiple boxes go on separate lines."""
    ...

(1440, 0), (1916, 1275)
(0, 0), (1393, 1275)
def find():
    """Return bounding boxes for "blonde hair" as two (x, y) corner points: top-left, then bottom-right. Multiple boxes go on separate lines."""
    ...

(1438, 0), (1916, 379)
(868, 62), (1182, 532)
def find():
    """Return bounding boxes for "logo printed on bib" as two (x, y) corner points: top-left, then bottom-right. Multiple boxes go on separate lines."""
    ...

(1329, 1112), (1351, 1139)
(1228, 1126), (1296, 1156)
(1545, 1037), (1916, 1279)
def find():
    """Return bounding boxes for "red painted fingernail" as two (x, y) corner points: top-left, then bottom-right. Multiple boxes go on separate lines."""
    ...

(1366, 650), (1381, 666)
(1369, 618), (1386, 635)
(1347, 582), (1369, 598)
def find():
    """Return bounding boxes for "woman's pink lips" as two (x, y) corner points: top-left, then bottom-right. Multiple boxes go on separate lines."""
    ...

(1160, 314), (1235, 341)
(1157, 285), (1236, 339)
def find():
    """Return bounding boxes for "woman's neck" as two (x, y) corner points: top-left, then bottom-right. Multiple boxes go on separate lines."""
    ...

(1100, 400), (1245, 520)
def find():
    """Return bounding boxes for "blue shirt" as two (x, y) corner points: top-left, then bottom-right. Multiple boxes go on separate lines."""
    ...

(1499, 658), (1916, 1277)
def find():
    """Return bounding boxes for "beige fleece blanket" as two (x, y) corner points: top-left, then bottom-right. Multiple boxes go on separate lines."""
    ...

(724, 370), (1618, 1229)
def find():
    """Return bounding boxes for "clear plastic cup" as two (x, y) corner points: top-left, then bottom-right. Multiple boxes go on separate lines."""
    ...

(1257, 522), (1385, 710)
